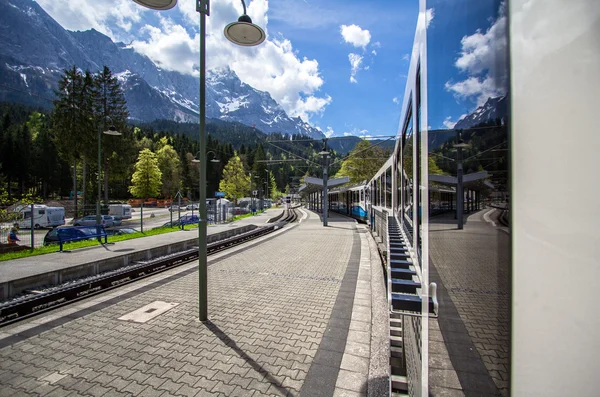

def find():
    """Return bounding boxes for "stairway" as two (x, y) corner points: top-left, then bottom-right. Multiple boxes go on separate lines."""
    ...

(386, 217), (438, 396)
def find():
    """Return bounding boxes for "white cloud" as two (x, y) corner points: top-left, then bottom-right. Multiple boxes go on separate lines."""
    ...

(37, 0), (142, 37)
(39, 0), (331, 123)
(372, 50), (377, 56)
(393, 97), (400, 105)
(145, 0), (331, 122)
(443, 116), (456, 129)
(343, 127), (369, 137)
(324, 126), (335, 138)
(131, 18), (199, 75)
(340, 24), (371, 48)
(442, 114), (467, 129)
(402, 53), (410, 61)
(426, 8), (435, 28)
(445, 2), (508, 106)
(348, 53), (363, 83)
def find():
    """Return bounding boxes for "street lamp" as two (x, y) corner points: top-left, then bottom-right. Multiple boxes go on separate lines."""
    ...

(319, 146), (330, 227)
(191, 150), (220, 164)
(97, 122), (121, 228)
(132, 0), (265, 322)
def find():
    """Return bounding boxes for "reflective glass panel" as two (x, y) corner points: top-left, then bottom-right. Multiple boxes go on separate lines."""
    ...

(426, 0), (510, 395)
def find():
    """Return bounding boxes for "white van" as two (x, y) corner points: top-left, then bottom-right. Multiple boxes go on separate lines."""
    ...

(108, 204), (132, 221)
(18, 205), (65, 229)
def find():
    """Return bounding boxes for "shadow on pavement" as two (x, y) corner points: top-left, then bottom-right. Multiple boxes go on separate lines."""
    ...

(203, 320), (290, 395)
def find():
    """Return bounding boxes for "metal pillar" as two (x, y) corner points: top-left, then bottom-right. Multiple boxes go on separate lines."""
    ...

(96, 124), (102, 227)
(456, 150), (464, 229)
(197, 0), (209, 322)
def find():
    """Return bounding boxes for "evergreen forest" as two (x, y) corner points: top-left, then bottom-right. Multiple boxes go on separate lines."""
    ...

(0, 66), (392, 218)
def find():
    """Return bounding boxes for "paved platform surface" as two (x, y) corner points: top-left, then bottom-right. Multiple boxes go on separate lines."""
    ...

(428, 209), (509, 397)
(0, 209), (281, 284)
(0, 209), (388, 397)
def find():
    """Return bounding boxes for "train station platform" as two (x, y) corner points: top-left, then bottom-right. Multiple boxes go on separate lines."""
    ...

(0, 209), (282, 300)
(0, 209), (389, 397)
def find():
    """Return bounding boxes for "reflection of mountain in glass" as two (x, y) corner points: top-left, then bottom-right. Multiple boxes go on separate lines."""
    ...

(428, 94), (507, 149)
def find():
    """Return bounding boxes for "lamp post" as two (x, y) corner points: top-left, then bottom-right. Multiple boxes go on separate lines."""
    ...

(191, 151), (220, 218)
(319, 148), (330, 227)
(132, 0), (264, 321)
(96, 122), (121, 227)
(265, 169), (269, 207)
(453, 132), (470, 230)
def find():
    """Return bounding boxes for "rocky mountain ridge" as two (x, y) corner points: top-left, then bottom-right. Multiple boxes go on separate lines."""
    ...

(0, 0), (325, 139)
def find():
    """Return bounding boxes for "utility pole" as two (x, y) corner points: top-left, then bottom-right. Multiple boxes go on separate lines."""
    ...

(320, 139), (329, 227)
(453, 131), (469, 230)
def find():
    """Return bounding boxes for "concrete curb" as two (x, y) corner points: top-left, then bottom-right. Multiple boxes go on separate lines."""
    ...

(0, 225), (257, 300)
(366, 226), (391, 397)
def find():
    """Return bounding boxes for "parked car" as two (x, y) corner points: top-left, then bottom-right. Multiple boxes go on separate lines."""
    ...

(158, 215), (200, 228)
(73, 215), (114, 227)
(44, 226), (99, 246)
(186, 204), (199, 210)
(111, 216), (122, 226)
(105, 228), (138, 236)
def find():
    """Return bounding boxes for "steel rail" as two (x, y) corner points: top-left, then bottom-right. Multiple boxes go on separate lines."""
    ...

(0, 216), (297, 327)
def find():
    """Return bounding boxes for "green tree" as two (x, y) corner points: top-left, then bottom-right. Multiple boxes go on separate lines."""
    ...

(93, 65), (130, 203)
(51, 66), (95, 215)
(334, 140), (389, 184)
(252, 144), (267, 197)
(268, 171), (283, 200)
(129, 149), (162, 199)
(156, 138), (182, 198)
(32, 114), (62, 198)
(218, 152), (249, 203)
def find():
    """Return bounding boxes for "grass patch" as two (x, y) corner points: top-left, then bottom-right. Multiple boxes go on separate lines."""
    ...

(0, 211), (269, 262)
(0, 224), (199, 262)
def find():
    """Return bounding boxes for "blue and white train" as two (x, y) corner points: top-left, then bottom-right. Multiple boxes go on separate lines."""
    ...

(327, 182), (369, 223)
(304, 0), (599, 395)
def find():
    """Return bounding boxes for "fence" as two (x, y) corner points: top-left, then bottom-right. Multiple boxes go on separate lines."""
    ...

(0, 202), (245, 251)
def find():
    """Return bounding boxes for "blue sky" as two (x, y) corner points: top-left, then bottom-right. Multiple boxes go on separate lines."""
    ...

(427, 0), (507, 129)
(34, 0), (506, 136)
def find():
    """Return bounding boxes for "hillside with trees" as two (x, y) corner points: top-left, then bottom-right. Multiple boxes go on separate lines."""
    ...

(2, 66), (384, 217)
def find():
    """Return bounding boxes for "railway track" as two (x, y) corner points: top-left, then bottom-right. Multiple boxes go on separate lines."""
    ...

(0, 209), (299, 327)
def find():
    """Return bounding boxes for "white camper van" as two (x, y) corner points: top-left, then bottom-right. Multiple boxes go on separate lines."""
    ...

(18, 205), (65, 229)
(108, 204), (132, 221)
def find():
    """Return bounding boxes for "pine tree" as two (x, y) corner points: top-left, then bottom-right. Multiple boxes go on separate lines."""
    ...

(252, 143), (267, 196)
(51, 66), (95, 215)
(92, 66), (130, 203)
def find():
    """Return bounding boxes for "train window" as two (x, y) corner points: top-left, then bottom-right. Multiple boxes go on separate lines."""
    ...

(425, 0), (511, 394)
(402, 106), (414, 240)
(385, 167), (392, 209)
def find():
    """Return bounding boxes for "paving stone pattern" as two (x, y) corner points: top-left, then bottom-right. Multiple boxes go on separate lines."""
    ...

(0, 211), (359, 396)
(428, 210), (510, 396)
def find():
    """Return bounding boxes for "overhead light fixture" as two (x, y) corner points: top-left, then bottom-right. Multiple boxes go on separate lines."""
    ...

(132, 0), (177, 10)
(224, 3), (265, 46)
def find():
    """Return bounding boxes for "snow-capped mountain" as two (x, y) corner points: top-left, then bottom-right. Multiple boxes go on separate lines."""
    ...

(0, 0), (325, 139)
(454, 95), (508, 130)
(428, 95), (507, 149)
